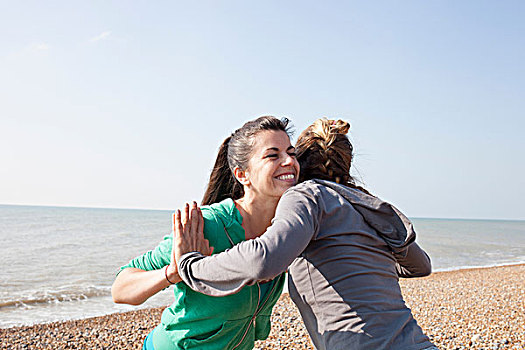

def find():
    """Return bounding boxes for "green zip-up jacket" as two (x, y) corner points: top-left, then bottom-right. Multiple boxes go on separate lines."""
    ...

(120, 198), (285, 349)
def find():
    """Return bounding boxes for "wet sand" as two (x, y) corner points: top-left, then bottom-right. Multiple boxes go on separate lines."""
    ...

(1, 264), (523, 349)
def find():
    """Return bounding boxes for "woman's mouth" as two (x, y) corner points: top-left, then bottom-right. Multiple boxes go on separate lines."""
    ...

(276, 173), (296, 181)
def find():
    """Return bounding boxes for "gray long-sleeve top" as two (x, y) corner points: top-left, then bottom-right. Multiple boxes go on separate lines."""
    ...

(178, 180), (434, 350)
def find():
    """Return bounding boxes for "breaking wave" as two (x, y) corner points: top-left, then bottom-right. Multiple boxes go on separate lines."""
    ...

(0, 285), (111, 309)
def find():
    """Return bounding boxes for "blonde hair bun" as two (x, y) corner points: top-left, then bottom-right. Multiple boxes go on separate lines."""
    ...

(309, 118), (350, 147)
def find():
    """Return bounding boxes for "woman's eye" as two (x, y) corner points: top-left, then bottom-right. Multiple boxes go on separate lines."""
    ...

(288, 152), (297, 157)
(265, 154), (278, 159)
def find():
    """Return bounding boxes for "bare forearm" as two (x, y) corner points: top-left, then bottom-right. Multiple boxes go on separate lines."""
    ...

(111, 267), (181, 305)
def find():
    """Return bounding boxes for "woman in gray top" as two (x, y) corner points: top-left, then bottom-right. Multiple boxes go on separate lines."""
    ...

(175, 119), (437, 350)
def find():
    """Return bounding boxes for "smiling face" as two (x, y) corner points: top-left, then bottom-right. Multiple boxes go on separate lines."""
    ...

(236, 130), (300, 201)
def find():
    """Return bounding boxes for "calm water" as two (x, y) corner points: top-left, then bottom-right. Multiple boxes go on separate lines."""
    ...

(1, 204), (524, 328)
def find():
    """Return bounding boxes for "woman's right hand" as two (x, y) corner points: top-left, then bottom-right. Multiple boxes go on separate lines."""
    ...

(167, 202), (213, 282)
(112, 203), (210, 303)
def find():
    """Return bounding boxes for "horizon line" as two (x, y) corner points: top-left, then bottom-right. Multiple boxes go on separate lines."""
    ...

(1, 202), (524, 222)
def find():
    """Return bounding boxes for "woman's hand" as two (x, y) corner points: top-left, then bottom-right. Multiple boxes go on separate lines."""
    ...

(112, 203), (211, 303)
(166, 202), (213, 282)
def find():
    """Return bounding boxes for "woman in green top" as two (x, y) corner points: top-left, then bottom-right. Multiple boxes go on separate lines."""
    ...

(111, 116), (300, 349)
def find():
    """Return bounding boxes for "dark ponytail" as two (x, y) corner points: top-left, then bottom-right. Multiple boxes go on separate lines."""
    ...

(201, 136), (244, 205)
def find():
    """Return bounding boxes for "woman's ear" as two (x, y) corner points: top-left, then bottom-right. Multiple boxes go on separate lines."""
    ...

(233, 167), (250, 186)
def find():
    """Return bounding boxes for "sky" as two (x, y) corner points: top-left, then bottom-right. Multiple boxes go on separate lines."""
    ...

(1, 1), (524, 220)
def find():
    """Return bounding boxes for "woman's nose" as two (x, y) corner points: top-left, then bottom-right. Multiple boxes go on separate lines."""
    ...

(281, 154), (295, 166)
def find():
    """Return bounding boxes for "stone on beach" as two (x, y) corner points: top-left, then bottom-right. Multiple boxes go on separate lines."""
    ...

(1, 264), (523, 349)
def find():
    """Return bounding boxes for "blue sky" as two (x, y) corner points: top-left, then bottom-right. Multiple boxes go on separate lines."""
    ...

(1, 1), (524, 220)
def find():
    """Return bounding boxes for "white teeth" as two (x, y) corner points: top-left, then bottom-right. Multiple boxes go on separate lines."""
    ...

(277, 174), (295, 180)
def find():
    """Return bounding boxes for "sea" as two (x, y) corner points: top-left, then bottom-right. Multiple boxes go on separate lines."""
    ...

(1, 204), (524, 329)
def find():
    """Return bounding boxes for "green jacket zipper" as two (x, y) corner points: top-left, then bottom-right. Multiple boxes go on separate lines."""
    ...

(231, 275), (281, 349)
(223, 227), (282, 350)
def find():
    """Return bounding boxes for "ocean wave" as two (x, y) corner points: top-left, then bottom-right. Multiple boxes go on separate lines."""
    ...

(433, 260), (525, 272)
(0, 285), (111, 309)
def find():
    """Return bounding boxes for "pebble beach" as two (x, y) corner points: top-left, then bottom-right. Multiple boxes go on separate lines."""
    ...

(1, 264), (523, 349)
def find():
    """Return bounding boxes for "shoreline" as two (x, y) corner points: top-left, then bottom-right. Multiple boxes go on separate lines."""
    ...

(2, 264), (524, 349)
(2, 262), (523, 328)
(3, 262), (524, 330)
(432, 261), (525, 273)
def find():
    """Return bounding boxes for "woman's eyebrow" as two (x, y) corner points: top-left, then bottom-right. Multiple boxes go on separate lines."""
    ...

(264, 146), (295, 152)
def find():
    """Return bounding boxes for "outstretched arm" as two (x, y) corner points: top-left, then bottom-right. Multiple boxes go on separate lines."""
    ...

(176, 188), (319, 297)
(112, 203), (211, 305)
(111, 266), (178, 305)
